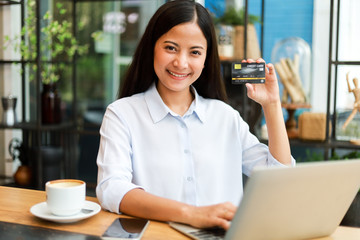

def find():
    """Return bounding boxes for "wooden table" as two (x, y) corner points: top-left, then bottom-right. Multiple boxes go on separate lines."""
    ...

(1, 186), (360, 239)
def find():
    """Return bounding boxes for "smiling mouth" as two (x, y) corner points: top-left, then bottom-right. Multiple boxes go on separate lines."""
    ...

(167, 70), (190, 78)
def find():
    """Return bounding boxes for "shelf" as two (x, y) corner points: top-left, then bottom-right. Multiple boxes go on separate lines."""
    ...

(0, 60), (73, 64)
(0, 122), (74, 131)
(289, 139), (360, 150)
(260, 138), (360, 150)
(0, 0), (81, 189)
(0, 0), (22, 6)
(330, 61), (360, 65)
(0, 60), (23, 64)
(220, 58), (245, 63)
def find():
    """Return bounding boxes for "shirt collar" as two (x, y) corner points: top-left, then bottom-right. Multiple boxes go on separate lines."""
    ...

(144, 83), (206, 123)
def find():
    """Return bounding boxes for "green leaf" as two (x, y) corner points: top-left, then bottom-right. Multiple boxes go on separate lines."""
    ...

(78, 21), (85, 31)
(20, 27), (27, 36)
(60, 9), (67, 15)
(215, 6), (261, 26)
(91, 31), (104, 41)
(29, 0), (35, 7)
(55, 44), (64, 53)
(56, 3), (63, 9)
(44, 12), (50, 20)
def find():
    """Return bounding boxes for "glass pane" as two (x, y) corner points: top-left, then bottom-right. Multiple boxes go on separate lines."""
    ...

(338, 0), (360, 61)
(75, 0), (164, 132)
(73, 0), (164, 183)
(336, 65), (360, 110)
(1, 3), (22, 61)
(335, 66), (360, 141)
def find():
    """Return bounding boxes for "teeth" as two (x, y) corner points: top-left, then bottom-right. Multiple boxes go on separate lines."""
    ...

(168, 70), (188, 77)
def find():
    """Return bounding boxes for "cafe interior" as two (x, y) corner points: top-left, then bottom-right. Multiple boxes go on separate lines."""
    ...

(0, 0), (360, 239)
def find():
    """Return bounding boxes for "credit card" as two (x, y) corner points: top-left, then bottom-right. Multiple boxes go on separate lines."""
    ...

(231, 62), (265, 84)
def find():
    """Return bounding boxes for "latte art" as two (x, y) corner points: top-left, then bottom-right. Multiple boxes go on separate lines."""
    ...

(50, 181), (83, 188)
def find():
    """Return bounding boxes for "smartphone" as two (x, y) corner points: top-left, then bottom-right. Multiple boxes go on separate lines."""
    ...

(102, 217), (149, 240)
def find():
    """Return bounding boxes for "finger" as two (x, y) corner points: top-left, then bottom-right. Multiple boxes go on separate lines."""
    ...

(256, 58), (265, 63)
(222, 209), (235, 221)
(267, 63), (275, 74)
(218, 219), (231, 230)
(224, 202), (239, 212)
(225, 202), (237, 213)
(212, 217), (231, 230)
(221, 202), (237, 220)
(245, 83), (255, 98)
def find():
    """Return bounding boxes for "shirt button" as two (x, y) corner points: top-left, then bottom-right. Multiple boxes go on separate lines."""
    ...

(187, 177), (193, 182)
(184, 149), (190, 154)
(181, 124), (186, 128)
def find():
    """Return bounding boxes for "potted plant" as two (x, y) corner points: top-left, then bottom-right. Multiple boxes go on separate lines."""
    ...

(3, 0), (88, 124)
(213, 6), (261, 60)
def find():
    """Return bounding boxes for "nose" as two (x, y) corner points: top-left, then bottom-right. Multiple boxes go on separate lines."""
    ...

(173, 53), (188, 69)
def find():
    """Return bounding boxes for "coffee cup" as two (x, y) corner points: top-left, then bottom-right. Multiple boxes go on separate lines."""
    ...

(46, 179), (86, 216)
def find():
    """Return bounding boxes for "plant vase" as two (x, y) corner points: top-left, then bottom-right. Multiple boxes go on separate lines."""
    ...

(233, 24), (261, 60)
(41, 83), (62, 124)
(14, 165), (32, 187)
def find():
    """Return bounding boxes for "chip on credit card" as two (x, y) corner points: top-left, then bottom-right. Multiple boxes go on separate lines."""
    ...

(231, 62), (265, 84)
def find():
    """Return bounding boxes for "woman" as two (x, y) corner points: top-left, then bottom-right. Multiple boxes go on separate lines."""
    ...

(96, 0), (294, 230)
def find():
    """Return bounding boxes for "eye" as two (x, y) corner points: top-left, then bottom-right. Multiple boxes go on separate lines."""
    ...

(191, 50), (202, 56)
(165, 45), (176, 52)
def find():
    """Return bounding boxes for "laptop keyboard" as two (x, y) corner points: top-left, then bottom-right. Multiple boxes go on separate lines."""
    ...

(188, 227), (226, 240)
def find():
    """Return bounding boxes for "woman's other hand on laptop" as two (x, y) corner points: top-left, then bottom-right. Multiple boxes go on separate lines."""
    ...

(183, 202), (236, 230)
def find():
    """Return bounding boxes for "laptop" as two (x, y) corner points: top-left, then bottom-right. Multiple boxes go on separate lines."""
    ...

(170, 159), (360, 240)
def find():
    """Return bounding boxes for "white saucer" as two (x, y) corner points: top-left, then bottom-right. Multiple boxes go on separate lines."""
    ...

(30, 200), (101, 223)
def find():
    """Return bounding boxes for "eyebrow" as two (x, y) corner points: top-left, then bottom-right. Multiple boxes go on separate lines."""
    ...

(164, 40), (205, 50)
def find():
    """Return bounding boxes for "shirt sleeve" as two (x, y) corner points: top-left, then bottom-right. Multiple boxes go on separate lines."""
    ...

(237, 112), (296, 176)
(96, 104), (143, 214)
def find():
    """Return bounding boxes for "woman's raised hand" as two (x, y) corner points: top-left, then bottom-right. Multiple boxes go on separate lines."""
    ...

(242, 58), (281, 107)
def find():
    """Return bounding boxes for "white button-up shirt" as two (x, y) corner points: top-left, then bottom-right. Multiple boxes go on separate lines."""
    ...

(96, 83), (295, 214)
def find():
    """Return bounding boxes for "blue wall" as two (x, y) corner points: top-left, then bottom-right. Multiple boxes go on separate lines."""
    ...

(206, 0), (314, 63)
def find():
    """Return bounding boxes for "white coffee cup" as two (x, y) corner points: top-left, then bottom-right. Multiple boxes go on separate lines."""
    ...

(46, 179), (86, 216)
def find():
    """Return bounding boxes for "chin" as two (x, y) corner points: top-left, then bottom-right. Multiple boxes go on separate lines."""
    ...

(163, 81), (191, 92)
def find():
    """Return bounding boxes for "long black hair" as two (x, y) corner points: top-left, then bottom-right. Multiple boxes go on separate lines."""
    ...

(119, 0), (227, 102)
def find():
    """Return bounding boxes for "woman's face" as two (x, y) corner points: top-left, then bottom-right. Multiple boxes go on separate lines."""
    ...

(154, 21), (207, 96)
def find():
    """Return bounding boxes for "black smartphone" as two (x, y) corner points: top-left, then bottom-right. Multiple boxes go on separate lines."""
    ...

(102, 217), (149, 240)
